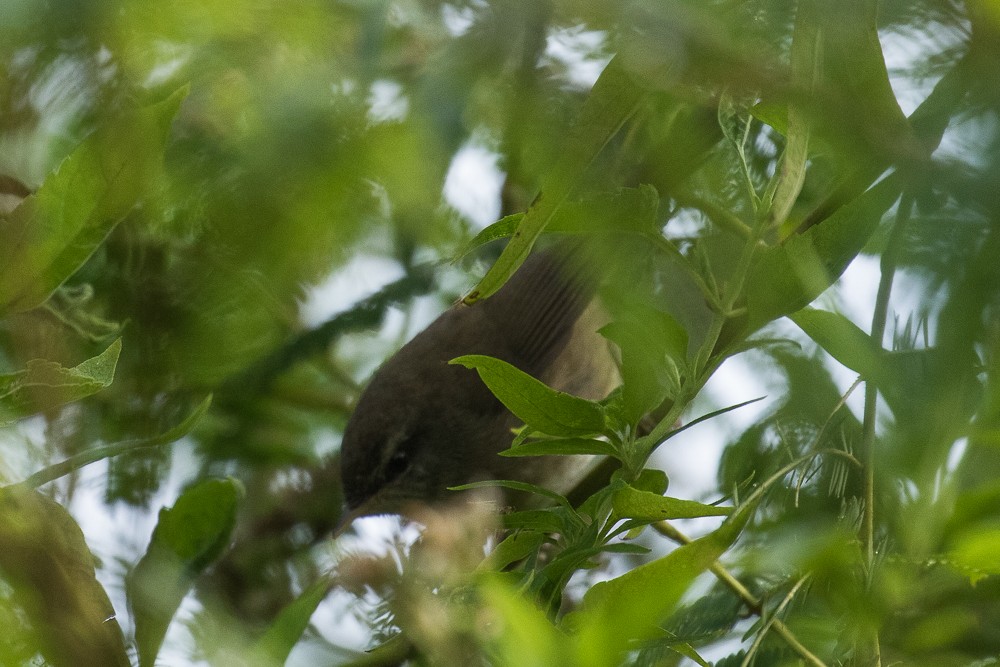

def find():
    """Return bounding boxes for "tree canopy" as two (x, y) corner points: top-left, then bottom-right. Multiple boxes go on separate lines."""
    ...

(1, 1), (999, 665)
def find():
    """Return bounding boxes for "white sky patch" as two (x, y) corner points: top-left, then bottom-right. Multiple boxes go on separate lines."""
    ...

(656, 354), (774, 505)
(367, 79), (409, 123)
(946, 437), (968, 474)
(441, 2), (479, 36)
(544, 26), (610, 89)
(880, 30), (934, 117)
(144, 41), (190, 88)
(299, 254), (405, 328)
(442, 140), (504, 228)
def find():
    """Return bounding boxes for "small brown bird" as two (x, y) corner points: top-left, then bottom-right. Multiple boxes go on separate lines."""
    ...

(339, 245), (620, 522)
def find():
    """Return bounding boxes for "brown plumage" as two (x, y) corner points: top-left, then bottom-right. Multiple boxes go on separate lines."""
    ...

(339, 246), (619, 521)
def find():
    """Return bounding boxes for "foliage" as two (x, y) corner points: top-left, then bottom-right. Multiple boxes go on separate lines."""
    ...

(1, 0), (999, 666)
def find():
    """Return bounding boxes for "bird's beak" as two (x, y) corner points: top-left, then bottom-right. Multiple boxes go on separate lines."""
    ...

(332, 489), (405, 538)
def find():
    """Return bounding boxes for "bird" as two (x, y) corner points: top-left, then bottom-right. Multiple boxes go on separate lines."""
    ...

(338, 243), (620, 524)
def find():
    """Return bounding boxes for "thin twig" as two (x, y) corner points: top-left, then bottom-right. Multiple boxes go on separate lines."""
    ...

(741, 575), (811, 667)
(12, 395), (212, 490)
(860, 192), (914, 665)
(654, 522), (827, 667)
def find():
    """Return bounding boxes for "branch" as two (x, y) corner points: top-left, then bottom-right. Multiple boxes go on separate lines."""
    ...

(12, 395), (212, 490)
(654, 521), (827, 667)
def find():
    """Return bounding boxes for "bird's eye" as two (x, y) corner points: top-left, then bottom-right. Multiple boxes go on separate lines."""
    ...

(382, 449), (410, 483)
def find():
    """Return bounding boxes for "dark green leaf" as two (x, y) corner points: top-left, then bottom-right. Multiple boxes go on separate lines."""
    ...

(745, 173), (901, 331)
(464, 56), (646, 304)
(450, 354), (607, 437)
(0, 87), (187, 312)
(790, 308), (884, 379)
(503, 509), (571, 534)
(499, 437), (617, 458)
(484, 531), (547, 571)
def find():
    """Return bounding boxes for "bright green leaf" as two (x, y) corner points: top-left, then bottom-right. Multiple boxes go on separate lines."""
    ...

(450, 354), (607, 437)
(479, 576), (567, 666)
(612, 484), (733, 522)
(630, 468), (669, 495)
(567, 494), (758, 666)
(0, 338), (122, 425)
(455, 213), (524, 259)
(948, 528), (1000, 585)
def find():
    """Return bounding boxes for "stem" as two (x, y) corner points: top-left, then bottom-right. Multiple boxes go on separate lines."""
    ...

(644, 194), (772, 452)
(11, 395), (212, 490)
(741, 576), (811, 667)
(649, 234), (725, 313)
(860, 192), (913, 664)
(862, 194), (912, 556)
(655, 522), (827, 667)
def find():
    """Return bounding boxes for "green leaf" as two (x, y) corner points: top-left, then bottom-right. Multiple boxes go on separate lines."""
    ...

(0, 487), (130, 667)
(790, 308), (885, 379)
(809, 0), (911, 154)
(550, 185), (661, 237)
(127, 477), (242, 667)
(768, 0), (820, 226)
(750, 102), (788, 135)
(499, 437), (617, 458)
(479, 576), (567, 666)
(612, 484), (733, 522)
(450, 354), (607, 437)
(668, 640), (712, 667)
(948, 528), (1000, 585)
(790, 309), (959, 434)
(464, 56), (646, 304)
(0, 338), (122, 425)
(503, 509), (572, 534)
(745, 173), (901, 331)
(652, 396), (767, 454)
(454, 213), (524, 259)
(451, 478), (572, 509)
(567, 495), (759, 667)
(630, 468), (669, 495)
(19, 394), (212, 490)
(600, 542), (651, 555)
(0, 87), (188, 312)
(457, 187), (660, 267)
(484, 531), (547, 571)
(601, 308), (688, 424)
(252, 576), (334, 667)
